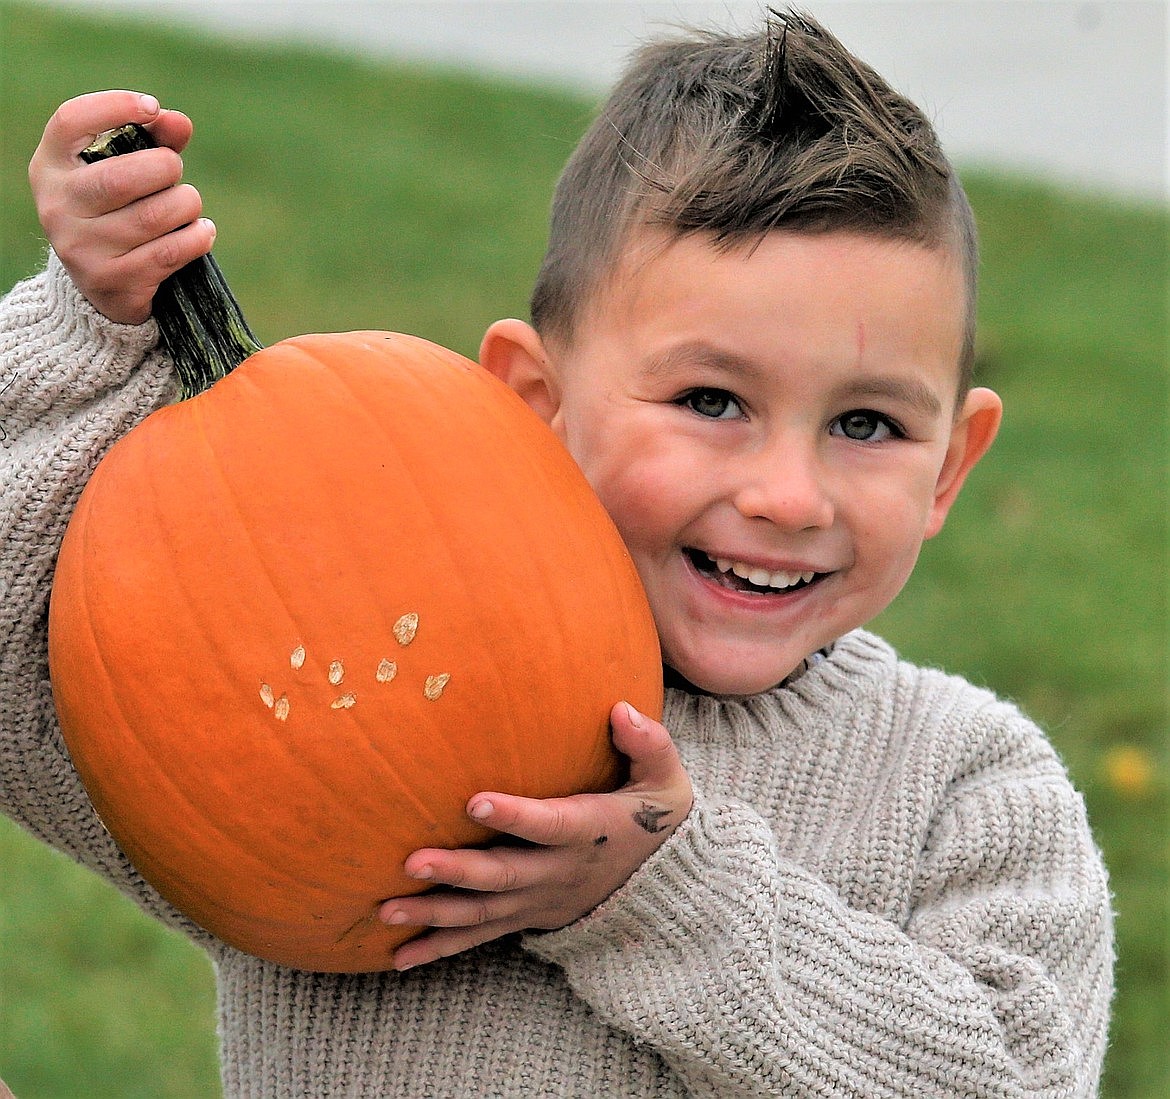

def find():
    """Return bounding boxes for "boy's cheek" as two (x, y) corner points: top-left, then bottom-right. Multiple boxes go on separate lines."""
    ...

(589, 475), (677, 554)
(578, 433), (701, 529)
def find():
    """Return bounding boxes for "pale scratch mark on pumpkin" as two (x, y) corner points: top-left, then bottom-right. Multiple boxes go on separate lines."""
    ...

(333, 911), (377, 946)
(92, 808), (116, 840)
(290, 645), (306, 670)
(393, 613), (419, 646)
(274, 694), (291, 722)
(259, 683), (276, 709)
(375, 659), (398, 683)
(331, 693), (358, 710)
(328, 660), (345, 685)
(423, 673), (451, 701)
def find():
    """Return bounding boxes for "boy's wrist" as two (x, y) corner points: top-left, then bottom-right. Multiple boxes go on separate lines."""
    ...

(522, 790), (706, 960)
(48, 249), (159, 337)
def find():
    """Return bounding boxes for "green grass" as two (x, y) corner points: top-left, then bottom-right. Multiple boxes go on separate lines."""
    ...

(0, 826), (219, 1097)
(1, 2), (1166, 1096)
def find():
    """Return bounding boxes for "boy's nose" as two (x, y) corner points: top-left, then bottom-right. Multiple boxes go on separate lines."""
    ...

(732, 447), (834, 531)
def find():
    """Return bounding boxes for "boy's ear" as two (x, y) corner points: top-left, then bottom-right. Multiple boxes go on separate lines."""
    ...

(925, 386), (1003, 539)
(478, 318), (561, 427)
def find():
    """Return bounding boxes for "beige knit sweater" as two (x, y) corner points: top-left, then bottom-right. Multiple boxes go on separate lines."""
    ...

(0, 256), (1113, 1097)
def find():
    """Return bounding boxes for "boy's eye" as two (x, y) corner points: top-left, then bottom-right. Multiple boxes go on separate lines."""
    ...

(679, 388), (743, 420)
(831, 410), (901, 442)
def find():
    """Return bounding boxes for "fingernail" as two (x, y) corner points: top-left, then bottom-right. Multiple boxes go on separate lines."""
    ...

(200, 218), (217, 243)
(624, 702), (644, 728)
(408, 863), (434, 880)
(383, 909), (409, 925)
(139, 94), (160, 116)
(469, 798), (494, 820)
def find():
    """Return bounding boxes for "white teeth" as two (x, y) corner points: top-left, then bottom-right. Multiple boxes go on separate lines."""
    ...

(713, 557), (817, 590)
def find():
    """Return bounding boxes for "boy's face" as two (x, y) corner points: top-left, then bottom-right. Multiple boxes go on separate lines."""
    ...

(488, 229), (1000, 696)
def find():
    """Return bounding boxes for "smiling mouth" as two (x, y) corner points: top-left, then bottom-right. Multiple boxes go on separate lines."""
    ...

(686, 549), (825, 595)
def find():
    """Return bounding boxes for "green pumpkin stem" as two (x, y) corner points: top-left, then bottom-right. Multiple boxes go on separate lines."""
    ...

(80, 124), (264, 399)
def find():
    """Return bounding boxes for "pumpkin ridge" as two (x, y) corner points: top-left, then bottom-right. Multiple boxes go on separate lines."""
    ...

(199, 350), (515, 851)
(61, 493), (316, 904)
(305, 341), (578, 795)
(182, 398), (329, 672)
(135, 408), (447, 874)
(166, 405), (392, 820)
(173, 346), (540, 855)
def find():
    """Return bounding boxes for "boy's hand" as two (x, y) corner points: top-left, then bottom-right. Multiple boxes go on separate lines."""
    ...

(29, 90), (216, 324)
(380, 702), (692, 971)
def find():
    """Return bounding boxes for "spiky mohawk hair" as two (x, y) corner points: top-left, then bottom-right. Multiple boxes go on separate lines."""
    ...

(530, 9), (977, 385)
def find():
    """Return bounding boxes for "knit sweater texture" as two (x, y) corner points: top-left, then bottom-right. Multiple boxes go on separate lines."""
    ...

(0, 256), (1113, 1097)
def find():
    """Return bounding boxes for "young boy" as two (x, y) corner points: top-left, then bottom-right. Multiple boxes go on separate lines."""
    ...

(1, 11), (1112, 1096)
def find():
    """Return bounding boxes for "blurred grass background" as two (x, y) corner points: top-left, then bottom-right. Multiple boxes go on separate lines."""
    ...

(0, 1), (1165, 1095)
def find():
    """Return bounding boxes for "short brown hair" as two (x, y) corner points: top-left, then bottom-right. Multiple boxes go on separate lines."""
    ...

(531, 9), (978, 390)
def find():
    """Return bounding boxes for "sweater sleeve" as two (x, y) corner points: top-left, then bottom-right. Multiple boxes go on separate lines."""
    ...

(0, 254), (205, 936)
(526, 682), (1113, 1097)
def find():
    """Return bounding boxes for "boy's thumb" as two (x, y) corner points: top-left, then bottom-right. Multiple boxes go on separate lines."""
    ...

(611, 701), (676, 780)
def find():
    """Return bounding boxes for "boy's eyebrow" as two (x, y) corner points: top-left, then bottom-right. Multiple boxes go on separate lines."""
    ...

(640, 342), (770, 380)
(832, 377), (945, 418)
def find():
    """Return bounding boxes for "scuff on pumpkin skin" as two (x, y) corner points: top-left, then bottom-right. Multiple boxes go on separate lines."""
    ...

(376, 659), (398, 683)
(423, 673), (451, 701)
(632, 802), (671, 834)
(290, 645), (306, 670)
(333, 910), (387, 948)
(328, 660), (345, 685)
(393, 613), (419, 646)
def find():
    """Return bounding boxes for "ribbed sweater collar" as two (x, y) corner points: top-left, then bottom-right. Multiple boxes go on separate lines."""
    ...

(662, 629), (896, 747)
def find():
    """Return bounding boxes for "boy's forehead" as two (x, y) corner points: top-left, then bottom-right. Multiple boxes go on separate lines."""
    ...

(567, 227), (970, 401)
(596, 227), (967, 318)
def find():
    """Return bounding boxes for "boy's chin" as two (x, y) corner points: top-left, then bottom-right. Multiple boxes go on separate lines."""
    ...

(663, 655), (811, 698)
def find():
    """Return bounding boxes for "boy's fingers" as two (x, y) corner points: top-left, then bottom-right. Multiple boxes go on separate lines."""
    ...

(70, 217), (216, 326)
(64, 151), (189, 222)
(102, 182), (205, 250)
(42, 90), (162, 160)
(448, 709), (690, 851)
(400, 846), (530, 893)
(382, 888), (519, 932)
(393, 919), (519, 972)
(466, 792), (595, 848)
(140, 108), (195, 153)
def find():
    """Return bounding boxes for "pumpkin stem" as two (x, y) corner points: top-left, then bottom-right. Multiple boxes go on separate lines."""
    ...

(80, 124), (264, 400)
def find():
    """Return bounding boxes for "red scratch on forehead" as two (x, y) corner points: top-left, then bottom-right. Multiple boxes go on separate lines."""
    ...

(855, 320), (867, 359)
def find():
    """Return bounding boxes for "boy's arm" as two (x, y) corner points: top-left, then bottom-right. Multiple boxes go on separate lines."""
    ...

(0, 255), (185, 900)
(0, 91), (218, 935)
(525, 696), (1112, 1097)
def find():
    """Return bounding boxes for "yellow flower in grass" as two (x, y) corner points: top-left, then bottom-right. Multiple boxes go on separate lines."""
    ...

(1102, 744), (1156, 799)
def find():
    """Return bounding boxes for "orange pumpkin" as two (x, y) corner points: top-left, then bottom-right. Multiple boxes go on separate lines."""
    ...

(48, 126), (661, 973)
(49, 329), (662, 972)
